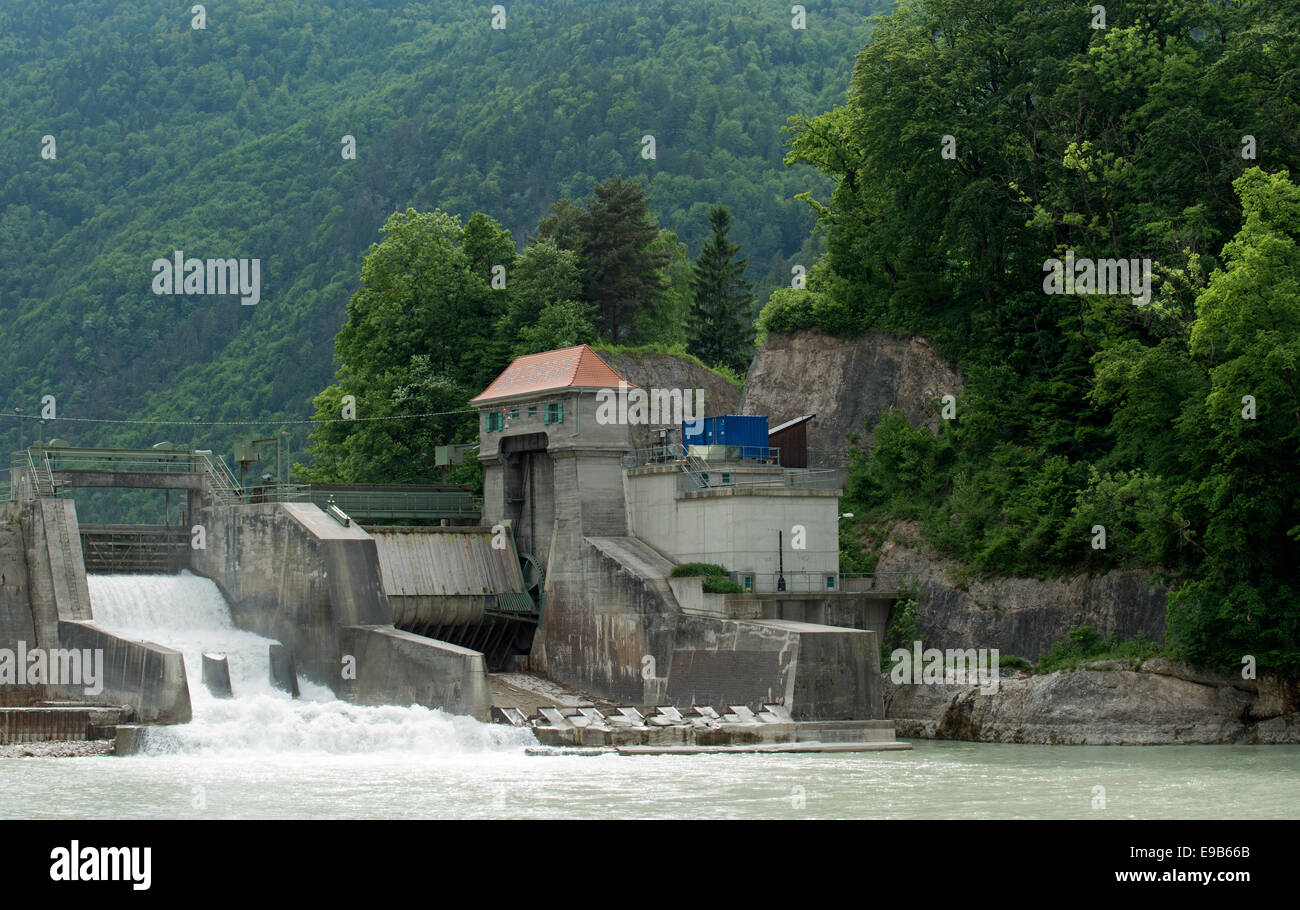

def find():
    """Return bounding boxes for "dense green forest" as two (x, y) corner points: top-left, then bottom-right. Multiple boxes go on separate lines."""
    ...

(3, 0), (1296, 675)
(0, 0), (882, 467)
(776, 0), (1299, 673)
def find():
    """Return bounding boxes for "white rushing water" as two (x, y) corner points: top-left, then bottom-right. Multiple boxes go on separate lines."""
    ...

(85, 572), (534, 757)
(0, 572), (1293, 819)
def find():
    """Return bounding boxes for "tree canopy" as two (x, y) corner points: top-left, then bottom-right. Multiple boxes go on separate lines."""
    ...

(788, 0), (1300, 673)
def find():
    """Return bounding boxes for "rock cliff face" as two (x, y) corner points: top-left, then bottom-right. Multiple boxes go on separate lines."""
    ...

(876, 523), (1168, 661)
(739, 329), (963, 457)
(597, 349), (741, 414)
(885, 659), (1300, 744)
(595, 349), (741, 445)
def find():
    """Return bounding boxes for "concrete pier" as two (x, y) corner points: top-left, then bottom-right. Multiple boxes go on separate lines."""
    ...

(0, 500), (192, 724)
(269, 643), (299, 697)
(189, 501), (491, 720)
(201, 653), (233, 698)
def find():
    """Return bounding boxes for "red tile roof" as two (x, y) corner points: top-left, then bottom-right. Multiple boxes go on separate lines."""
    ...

(471, 344), (638, 404)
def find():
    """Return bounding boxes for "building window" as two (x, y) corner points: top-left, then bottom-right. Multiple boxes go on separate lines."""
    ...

(743, 576), (754, 592)
(509, 408), (520, 420)
(528, 406), (537, 418)
(544, 402), (563, 425)
(826, 575), (836, 590)
(485, 411), (503, 432)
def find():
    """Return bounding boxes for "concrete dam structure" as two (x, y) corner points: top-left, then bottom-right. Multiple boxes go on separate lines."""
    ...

(2, 444), (509, 729)
(3, 345), (910, 750)
(475, 345), (909, 727)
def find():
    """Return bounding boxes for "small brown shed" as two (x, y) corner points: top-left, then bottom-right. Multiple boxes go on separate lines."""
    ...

(768, 414), (815, 468)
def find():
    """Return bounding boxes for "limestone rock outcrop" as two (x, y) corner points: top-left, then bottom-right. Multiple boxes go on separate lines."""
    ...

(885, 660), (1300, 744)
(876, 522), (1168, 662)
(739, 329), (963, 458)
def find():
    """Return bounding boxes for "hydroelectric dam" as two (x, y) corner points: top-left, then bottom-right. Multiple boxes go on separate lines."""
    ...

(1, 347), (913, 753)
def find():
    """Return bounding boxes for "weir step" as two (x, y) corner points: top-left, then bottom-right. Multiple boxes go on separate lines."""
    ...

(0, 706), (127, 744)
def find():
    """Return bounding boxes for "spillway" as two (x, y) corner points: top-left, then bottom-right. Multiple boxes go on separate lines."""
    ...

(86, 572), (534, 756)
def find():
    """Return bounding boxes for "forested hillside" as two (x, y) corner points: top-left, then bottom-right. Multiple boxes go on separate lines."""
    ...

(0, 0), (881, 458)
(773, 0), (1299, 674)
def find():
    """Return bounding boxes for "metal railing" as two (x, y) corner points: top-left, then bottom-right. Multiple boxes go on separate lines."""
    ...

(839, 572), (918, 593)
(32, 448), (54, 497)
(675, 467), (841, 494)
(247, 482), (479, 519)
(624, 443), (782, 468)
(32, 446), (209, 473)
(192, 451), (243, 506)
(13, 445), (246, 506)
(736, 571), (917, 595)
(9, 449), (51, 500)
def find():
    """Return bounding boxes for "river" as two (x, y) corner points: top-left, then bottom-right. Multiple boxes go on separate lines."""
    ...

(1, 574), (1295, 820)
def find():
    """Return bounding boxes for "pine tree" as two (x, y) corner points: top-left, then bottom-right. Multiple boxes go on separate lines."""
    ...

(578, 178), (667, 343)
(689, 203), (756, 373)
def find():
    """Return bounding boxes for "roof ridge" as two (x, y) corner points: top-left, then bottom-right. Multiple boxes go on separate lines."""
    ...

(471, 344), (638, 403)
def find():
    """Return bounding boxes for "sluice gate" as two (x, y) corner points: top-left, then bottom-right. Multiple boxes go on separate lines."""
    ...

(370, 525), (541, 672)
(80, 525), (189, 574)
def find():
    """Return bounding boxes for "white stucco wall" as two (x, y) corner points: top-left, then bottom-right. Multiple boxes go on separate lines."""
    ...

(625, 467), (840, 592)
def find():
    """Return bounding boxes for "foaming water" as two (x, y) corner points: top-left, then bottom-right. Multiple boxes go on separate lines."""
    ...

(22, 574), (1290, 820)
(86, 573), (534, 757)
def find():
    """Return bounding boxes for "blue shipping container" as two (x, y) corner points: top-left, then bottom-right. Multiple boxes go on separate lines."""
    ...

(682, 415), (770, 460)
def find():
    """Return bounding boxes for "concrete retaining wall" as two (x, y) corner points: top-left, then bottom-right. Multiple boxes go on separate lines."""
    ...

(0, 500), (192, 722)
(189, 502), (392, 685)
(670, 616), (881, 720)
(18, 499), (92, 646)
(190, 501), (490, 718)
(531, 535), (883, 719)
(624, 467), (840, 590)
(57, 621), (191, 723)
(338, 626), (490, 720)
(0, 506), (39, 705)
(531, 535), (677, 704)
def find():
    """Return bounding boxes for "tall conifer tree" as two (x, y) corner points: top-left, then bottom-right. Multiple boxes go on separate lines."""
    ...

(689, 203), (755, 374)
